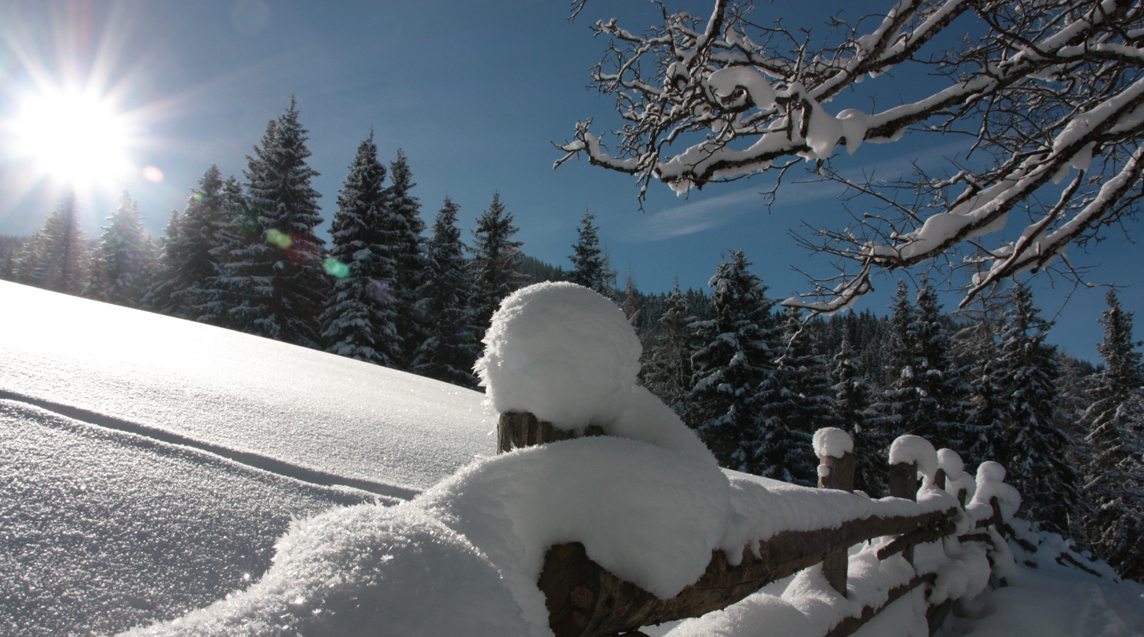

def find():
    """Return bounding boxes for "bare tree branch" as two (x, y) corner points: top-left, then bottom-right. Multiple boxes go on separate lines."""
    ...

(560, 0), (1144, 308)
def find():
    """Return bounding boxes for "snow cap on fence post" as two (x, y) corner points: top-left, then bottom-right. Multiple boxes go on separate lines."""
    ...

(813, 427), (855, 596)
(968, 461), (1022, 523)
(937, 448), (974, 505)
(812, 427), (855, 489)
(476, 282), (643, 451)
(889, 434), (938, 492)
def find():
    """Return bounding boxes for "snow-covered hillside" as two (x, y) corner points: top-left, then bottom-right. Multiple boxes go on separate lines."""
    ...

(2, 281), (1141, 637)
(0, 280), (495, 495)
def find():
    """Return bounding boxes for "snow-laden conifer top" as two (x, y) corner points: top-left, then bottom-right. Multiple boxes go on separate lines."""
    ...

(811, 427), (853, 459)
(477, 282), (643, 430)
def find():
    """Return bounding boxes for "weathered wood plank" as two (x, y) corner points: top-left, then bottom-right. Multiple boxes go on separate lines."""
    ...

(818, 451), (856, 595)
(538, 508), (957, 637)
(888, 461), (919, 563)
(823, 573), (937, 637)
(497, 411), (603, 453)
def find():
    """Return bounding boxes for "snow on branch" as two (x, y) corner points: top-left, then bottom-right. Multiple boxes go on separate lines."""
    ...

(561, 0), (1144, 308)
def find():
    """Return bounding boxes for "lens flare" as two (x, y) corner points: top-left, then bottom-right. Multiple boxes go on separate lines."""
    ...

(142, 165), (164, 182)
(266, 228), (293, 249)
(323, 257), (350, 279)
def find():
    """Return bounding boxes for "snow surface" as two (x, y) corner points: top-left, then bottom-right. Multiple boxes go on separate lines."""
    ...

(890, 434), (939, 484)
(812, 426), (854, 459)
(967, 461), (1022, 523)
(477, 282), (642, 432)
(5, 281), (1141, 637)
(938, 448), (976, 503)
(0, 400), (365, 636)
(0, 281), (494, 493)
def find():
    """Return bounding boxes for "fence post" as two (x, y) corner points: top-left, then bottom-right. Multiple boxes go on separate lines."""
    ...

(888, 460), (919, 563)
(816, 429), (856, 596)
(497, 411), (604, 453)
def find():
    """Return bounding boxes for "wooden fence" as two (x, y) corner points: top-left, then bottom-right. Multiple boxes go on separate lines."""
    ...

(498, 411), (1025, 637)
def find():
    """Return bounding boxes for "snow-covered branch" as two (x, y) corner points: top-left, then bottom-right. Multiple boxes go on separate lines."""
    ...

(561, 0), (1144, 307)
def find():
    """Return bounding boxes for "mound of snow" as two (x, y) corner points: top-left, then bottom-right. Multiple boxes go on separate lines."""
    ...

(123, 505), (530, 637)
(812, 427), (853, 460)
(477, 282), (643, 430)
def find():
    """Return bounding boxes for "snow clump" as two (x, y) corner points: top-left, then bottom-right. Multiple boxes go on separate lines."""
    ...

(968, 460), (1022, 522)
(937, 448), (976, 503)
(889, 434), (938, 486)
(477, 282), (642, 431)
(811, 427), (854, 459)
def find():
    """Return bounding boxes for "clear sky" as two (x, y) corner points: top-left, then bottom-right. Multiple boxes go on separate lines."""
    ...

(1, 0), (1139, 362)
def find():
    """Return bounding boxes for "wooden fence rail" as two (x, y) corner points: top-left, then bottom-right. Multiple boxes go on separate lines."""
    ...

(497, 412), (1008, 637)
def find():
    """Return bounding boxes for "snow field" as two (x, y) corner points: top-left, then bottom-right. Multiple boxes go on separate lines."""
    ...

(5, 281), (1137, 637)
(0, 400), (368, 636)
(137, 283), (1006, 636)
(0, 281), (495, 493)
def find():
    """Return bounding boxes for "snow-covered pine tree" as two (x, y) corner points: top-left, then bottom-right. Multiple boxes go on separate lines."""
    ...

(1082, 290), (1144, 579)
(569, 210), (613, 295)
(758, 307), (832, 485)
(86, 191), (153, 308)
(319, 133), (399, 366)
(383, 149), (427, 369)
(910, 280), (963, 447)
(470, 192), (524, 336)
(0, 236), (23, 281)
(149, 166), (232, 320)
(643, 281), (694, 417)
(867, 281), (915, 457)
(620, 270), (642, 328)
(227, 98), (329, 348)
(688, 249), (778, 473)
(960, 323), (1009, 469)
(13, 194), (88, 295)
(197, 176), (251, 327)
(412, 197), (478, 387)
(831, 332), (882, 495)
(998, 282), (1077, 535)
(142, 211), (181, 313)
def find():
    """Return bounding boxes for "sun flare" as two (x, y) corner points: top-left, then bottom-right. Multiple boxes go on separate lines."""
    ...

(7, 87), (134, 191)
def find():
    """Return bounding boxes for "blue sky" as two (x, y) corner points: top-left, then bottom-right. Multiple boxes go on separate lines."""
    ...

(1, 0), (1139, 362)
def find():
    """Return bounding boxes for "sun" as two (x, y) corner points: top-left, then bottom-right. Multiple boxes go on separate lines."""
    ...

(6, 86), (134, 192)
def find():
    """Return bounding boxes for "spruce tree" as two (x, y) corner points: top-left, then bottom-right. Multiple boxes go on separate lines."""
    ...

(13, 194), (88, 295)
(643, 281), (694, 416)
(831, 332), (882, 494)
(413, 197), (478, 386)
(383, 149), (426, 368)
(689, 250), (778, 473)
(998, 282), (1077, 534)
(86, 191), (153, 307)
(471, 192), (523, 335)
(909, 281), (962, 446)
(569, 211), (613, 294)
(228, 98), (329, 348)
(319, 133), (399, 366)
(198, 176), (251, 327)
(960, 323), (1009, 467)
(151, 166), (232, 320)
(867, 281), (915, 460)
(758, 307), (832, 485)
(1082, 290), (1144, 579)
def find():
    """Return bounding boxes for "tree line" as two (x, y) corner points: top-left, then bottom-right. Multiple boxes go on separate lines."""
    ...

(1, 98), (1139, 580)
(634, 249), (1141, 581)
